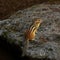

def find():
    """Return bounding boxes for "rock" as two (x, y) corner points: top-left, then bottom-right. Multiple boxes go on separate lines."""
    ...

(0, 4), (60, 60)
(26, 42), (60, 60)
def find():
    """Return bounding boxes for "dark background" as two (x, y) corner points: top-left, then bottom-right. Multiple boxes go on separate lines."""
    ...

(0, 0), (60, 20)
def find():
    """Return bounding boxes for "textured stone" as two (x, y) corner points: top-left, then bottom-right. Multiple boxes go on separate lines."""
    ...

(0, 4), (60, 60)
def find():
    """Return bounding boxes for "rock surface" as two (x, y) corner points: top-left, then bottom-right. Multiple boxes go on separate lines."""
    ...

(0, 4), (60, 60)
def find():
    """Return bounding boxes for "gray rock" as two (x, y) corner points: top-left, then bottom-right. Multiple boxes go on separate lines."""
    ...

(26, 42), (60, 60)
(0, 4), (60, 60)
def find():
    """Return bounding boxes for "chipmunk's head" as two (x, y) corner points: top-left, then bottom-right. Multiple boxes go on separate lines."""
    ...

(34, 18), (43, 27)
(35, 19), (42, 23)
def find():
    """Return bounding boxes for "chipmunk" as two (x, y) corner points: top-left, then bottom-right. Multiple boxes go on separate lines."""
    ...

(22, 18), (42, 56)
